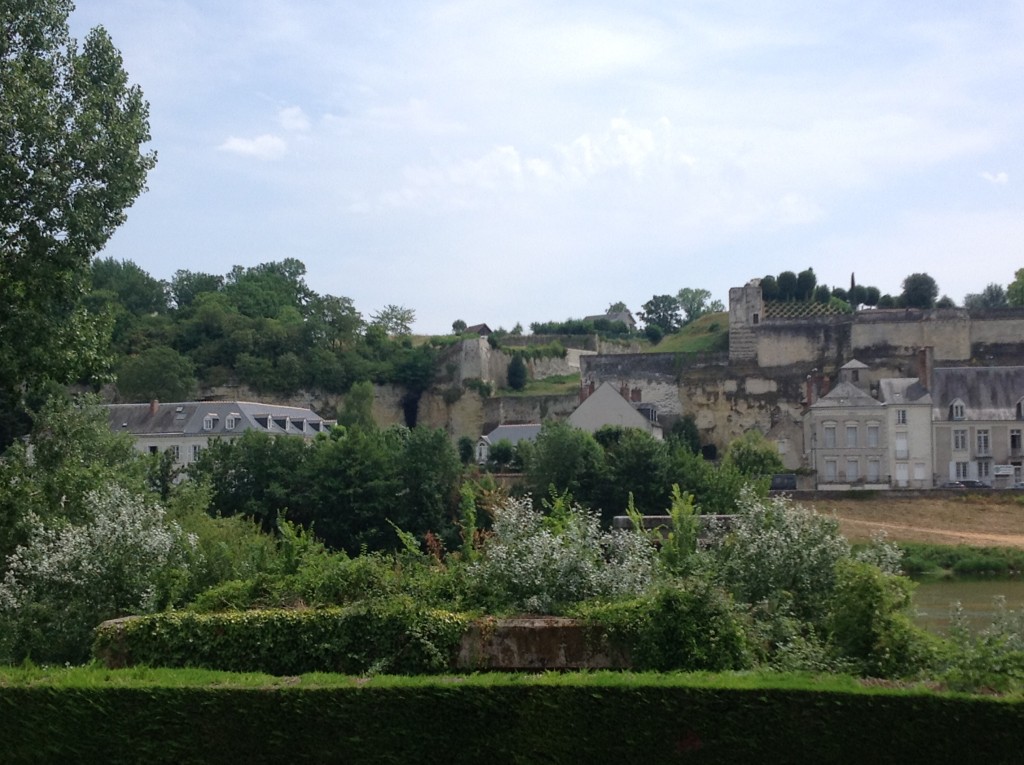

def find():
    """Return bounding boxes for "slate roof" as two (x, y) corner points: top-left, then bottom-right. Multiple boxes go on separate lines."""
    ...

(808, 381), (881, 409)
(930, 366), (1024, 421)
(877, 378), (932, 406)
(106, 401), (333, 438)
(480, 423), (542, 445)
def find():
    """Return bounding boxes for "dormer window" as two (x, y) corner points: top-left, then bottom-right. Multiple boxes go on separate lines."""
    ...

(226, 414), (240, 431)
(273, 416), (288, 430)
(255, 415), (269, 429)
(949, 400), (965, 421)
(203, 414), (217, 431)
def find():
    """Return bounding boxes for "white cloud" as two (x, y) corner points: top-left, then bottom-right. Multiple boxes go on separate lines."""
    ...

(218, 134), (288, 160)
(278, 106), (310, 132)
(981, 171), (1009, 185)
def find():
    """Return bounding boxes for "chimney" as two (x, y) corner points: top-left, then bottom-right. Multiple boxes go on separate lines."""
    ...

(916, 347), (932, 391)
(149, 399), (159, 416)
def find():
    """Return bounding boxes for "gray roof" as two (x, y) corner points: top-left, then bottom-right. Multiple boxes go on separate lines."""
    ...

(840, 359), (869, 370)
(106, 401), (334, 438)
(809, 381), (881, 409)
(930, 366), (1024, 421)
(877, 378), (931, 406)
(481, 423), (542, 445)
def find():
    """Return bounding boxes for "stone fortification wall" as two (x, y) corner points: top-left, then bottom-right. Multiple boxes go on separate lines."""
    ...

(968, 308), (1024, 363)
(851, 309), (970, 361)
(441, 338), (592, 387)
(753, 318), (852, 368)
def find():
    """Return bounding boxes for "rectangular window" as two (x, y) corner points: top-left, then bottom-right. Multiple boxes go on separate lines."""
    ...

(977, 429), (990, 456)
(895, 433), (909, 460)
(191, 444), (202, 460)
(226, 415), (239, 431)
(203, 416), (215, 431)
(896, 409), (907, 425)
(168, 445), (180, 461)
(867, 424), (880, 448)
(1011, 429), (1022, 453)
(978, 461), (991, 479)
(824, 459), (837, 482)
(823, 424), (836, 448)
(845, 425), (858, 448)
(867, 458), (881, 482)
(953, 429), (967, 451)
(846, 458), (859, 482)
(955, 461), (970, 479)
(913, 463), (927, 481)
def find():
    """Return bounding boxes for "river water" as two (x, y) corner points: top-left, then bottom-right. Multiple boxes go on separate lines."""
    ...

(911, 578), (1024, 634)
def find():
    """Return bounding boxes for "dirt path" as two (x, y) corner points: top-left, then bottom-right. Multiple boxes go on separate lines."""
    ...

(793, 494), (1024, 548)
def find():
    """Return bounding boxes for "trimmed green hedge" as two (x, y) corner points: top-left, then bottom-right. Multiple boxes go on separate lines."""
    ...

(94, 602), (468, 676)
(2, 673), (1023, 764)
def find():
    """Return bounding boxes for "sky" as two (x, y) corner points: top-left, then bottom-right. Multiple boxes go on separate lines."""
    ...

(68, 1), (1024, 334)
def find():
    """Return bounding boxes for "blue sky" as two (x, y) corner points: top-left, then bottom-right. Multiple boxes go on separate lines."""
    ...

(70, 1), (1024, 333)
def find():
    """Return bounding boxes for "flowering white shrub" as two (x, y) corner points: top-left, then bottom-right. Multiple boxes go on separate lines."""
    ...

(471, 496), (655, 614)
(710, 487), (851, 624)
(0, 486), (199, 663)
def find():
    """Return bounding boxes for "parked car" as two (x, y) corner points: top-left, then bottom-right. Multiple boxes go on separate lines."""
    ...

(959, 479), (992, 489)
(1012, 482), (1024, 490)
(939, 481), (965, 489)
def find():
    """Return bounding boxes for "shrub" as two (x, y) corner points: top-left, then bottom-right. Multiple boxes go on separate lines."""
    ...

(942, 597), (1024, 693)
(709, 489), (850, 626)
(0, 487), (198, 664)
(827, 559), (937, 677)
(579, 580), (751, 672)
(94, 599), (469, 675)
(469, 496), (655, 614)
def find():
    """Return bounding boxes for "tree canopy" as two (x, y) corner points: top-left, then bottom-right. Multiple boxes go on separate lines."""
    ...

(0, 1), (156, 447)
(900, 273), (939, 309)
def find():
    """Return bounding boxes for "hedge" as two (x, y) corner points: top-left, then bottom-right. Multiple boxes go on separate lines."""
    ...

(93, 601), (468, 676)
(2, 673), (1023, 764)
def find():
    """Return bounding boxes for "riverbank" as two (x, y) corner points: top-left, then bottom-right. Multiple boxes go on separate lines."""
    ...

(794, 493), (1024, 548)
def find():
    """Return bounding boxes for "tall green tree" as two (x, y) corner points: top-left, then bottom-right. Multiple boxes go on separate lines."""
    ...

(528, 421), (605, 504)
(115, 347), (197, 402)
(964, 283), (1008, 311)
(1, 2), (156, 448)
(676, 288), (723, 324)
(1008, 268), (1024, 307)
(795, 268), (817, 301)
(639, 295), (682, 333)
(723, 430), (785, 479)
(899, 273), (939, 309)
(507, 354), (527, 391)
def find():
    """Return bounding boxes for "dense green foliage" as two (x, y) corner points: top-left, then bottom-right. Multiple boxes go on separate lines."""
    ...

(528, 317), (632, 336)
(189, 423), (462, 554)
(94, 603), (468, 676)
(88, 257), (446, 403)
(899, 543), (1024, 577)
(3, 670), (1023, 765)
(0, 1), (156, 447)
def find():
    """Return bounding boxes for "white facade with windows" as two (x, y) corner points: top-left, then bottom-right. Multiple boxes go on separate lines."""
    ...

(106, 400), (334, 469)
(931, 366), (1024, 486)
(803, 360), (933, 490)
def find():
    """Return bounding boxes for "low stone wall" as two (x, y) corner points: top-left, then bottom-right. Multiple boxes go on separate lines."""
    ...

(456, 617), (626, 670)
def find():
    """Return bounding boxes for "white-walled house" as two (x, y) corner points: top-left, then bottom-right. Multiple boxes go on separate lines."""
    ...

(569, 382), (663, 440)
(803, 360), (933, 489)
(106, 400), (334, 468)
